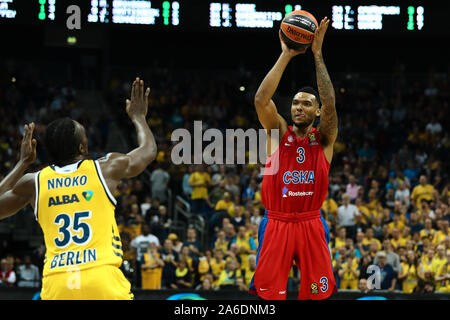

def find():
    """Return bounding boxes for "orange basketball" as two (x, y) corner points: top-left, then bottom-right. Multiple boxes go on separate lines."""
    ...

(280, 10), (318, 50)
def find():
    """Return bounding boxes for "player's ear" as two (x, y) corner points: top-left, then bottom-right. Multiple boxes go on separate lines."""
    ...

(315, 106), (321, 117)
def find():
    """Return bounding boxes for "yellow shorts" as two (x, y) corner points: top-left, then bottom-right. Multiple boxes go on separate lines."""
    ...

(41, 265), (133, 300)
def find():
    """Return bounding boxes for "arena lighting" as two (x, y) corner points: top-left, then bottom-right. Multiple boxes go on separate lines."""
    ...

(66, 36), (77, 45)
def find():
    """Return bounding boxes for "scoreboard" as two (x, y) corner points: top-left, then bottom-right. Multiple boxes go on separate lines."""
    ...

(0, 0), (446, 35)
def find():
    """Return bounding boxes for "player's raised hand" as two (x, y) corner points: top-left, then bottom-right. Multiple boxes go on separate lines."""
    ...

(279, 30), (308, 57)
(20, 122), (37, 165)
(126, 77), (151, 120)
(311, 17), (330, 56)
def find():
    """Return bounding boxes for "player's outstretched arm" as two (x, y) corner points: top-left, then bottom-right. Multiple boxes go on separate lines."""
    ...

(99, 78), (157, 190)
(254, 31), (307, 132)
(0, 123), (37, 195)
(312, 17), (338, 163)
(0, 173), (35, 220)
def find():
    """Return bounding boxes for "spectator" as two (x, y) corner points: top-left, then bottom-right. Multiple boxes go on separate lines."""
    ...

(170, 258), (192, 289)
(159, 239), (179, 289)
(197, 253), (211, 284)
(420, 218), (436, 241)
(242, 254), (257, 288)
(373, 239), (401, 274)
(242, 178), (257, 203)
(235, 276), (248, 291)
(231, 226), (257, 271)
(214, 230), (230, 252)
(130, 224), (160, 288)
(411, 175), (434, 209)
(184, 227), (203, 261)
(16, 255), (40, 288)
(338, 253), (360, 290)
(363, 228), (381, 252)
(150, 164), (170, 204)
(403, 160), (420, 186)
(0, 258), (16, 287)
(168, 233), (183, 253)
(409, 212), (424, 235)
(322, 191), (338, 222)
(425, 117), (442, 135)
(189, 164), (211, 215)
(140, 195), (152, 218)
(196, 274), (214, 291)
(418, 248), (435, 283)
(346, 175), (360, 202)
(374, 251), (397, 292)
(394, 181), (410, 209)
(358, 278), (372, 294)
(398, 250), (419, 293)
(181, 165), (193, 200)
(334, 227), (347, 250)
(371, 216), (384, 241)
(390, 228), (407, 250)
(435, 251), (450, 292)
(337, 193), (360, 239)
(141, 242), (164, 289)
(433, 219), (449, 245)
(216, 257), (241, 289)
(432, 245), (447, 290)
(359, 254), (374, 280)
(358, 141), (375, 162)
(179, 245), (195, 273)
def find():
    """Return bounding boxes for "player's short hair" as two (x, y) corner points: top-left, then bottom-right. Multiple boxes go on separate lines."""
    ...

(297, 86), (321, 106)
(44, 117), (82, 167)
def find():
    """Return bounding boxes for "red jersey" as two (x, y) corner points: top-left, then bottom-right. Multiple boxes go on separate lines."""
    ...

(261, 126), (330, 213)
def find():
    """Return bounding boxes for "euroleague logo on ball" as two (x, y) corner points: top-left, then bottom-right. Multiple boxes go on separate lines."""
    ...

(286, 26), (314, 41)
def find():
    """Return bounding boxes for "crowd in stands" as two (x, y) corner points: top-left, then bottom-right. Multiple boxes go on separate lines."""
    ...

(0, 57), (449, 295)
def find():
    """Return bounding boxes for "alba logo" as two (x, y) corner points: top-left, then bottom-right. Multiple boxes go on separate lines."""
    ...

(82, 191), (93, 201)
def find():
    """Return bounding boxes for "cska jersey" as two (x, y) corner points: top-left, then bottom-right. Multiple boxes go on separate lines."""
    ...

(261, 126), (330, 213)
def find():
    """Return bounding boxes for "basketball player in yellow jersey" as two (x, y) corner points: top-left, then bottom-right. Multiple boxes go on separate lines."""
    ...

(0, 78), (157, 300)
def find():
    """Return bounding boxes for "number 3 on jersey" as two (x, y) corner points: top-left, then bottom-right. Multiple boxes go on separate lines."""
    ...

(296, 147), (305, 163)
(54, 211), (92, 248)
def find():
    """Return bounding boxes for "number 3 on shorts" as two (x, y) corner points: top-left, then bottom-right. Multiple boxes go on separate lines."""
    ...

(320, 277), (328, 293)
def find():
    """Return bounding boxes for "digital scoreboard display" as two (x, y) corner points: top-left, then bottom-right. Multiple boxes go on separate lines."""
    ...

(87, 0), (180, 26)
(0, 1), (444, 35)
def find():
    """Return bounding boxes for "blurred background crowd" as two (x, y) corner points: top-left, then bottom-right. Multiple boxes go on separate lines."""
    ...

(0, 53), (449, 295)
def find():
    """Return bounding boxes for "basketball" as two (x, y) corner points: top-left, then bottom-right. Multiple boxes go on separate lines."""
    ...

(280, 10), (319, 50)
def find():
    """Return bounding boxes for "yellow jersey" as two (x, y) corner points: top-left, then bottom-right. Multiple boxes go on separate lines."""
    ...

(35, 160), (123, 277)
(400, 263), (418, 294)
(411, 184), (434, 207)
(189, 172), (210, 199)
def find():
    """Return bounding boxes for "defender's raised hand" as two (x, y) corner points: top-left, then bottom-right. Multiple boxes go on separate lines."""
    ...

(126, 77), (151, 120)
(20, 122), (37, 165)
(311, 17), (330, 56)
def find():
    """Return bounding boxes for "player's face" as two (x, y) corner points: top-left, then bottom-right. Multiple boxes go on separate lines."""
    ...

(291, 92), (320, 127)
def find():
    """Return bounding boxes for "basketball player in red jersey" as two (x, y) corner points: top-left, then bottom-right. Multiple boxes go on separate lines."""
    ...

(249, 17), (338, 300)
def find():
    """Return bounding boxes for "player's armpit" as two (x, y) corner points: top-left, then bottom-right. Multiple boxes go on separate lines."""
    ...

(98, 152), (141, 180)
(0, 173), (35, 220)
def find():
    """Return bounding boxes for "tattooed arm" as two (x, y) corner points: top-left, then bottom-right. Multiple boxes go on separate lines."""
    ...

(311, 17), (338, 164)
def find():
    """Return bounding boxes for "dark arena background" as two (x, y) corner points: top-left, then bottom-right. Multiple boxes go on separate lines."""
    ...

(0, 0), (449, 303)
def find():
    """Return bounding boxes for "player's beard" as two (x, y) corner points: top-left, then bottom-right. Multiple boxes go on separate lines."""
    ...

(292, 119), (313, 130)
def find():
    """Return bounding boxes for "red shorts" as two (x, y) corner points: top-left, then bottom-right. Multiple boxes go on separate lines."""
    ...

(249, 209), (337, 300)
